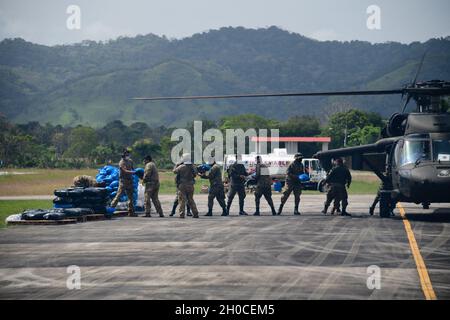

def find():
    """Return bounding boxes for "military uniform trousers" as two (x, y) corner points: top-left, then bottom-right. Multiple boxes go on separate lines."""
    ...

(144, 182), (163, 216)
(255, 185), (275, 208)
(227, 184), (246, 210)
(178, 184), (199, 217)
(280, 182), (302, 206)
(208, 184), (226, 210)
(324, 183), (348, 209)
(111, 180), (134, 214)
(173, 189), (191, 213)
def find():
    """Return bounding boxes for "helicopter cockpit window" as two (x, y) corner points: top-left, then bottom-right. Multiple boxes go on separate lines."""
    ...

(399, 140), (431, 166)
(433, 139), (450, 162)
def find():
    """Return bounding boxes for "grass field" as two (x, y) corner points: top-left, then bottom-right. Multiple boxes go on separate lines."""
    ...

(0, 200), (53, 228)
(0, 168), (379, 197)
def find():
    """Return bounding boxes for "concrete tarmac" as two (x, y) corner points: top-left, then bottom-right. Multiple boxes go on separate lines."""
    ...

(0, 194), (449, 300)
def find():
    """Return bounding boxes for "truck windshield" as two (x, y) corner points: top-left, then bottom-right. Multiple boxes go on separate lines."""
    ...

(433, 139), (450, 162)
(310, 160), (320, 171)
(400, 140), (431, 166)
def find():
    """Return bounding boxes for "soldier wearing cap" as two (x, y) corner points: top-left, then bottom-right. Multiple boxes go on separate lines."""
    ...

(110, 149), (136, 217)
(173, 153), (199, 219)
(200, 156), (228, 216)
(278, 153), (304, 215)
(254, 155), (277, 216)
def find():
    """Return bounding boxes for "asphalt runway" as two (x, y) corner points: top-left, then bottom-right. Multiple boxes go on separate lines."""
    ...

(0, 194), (449, 300)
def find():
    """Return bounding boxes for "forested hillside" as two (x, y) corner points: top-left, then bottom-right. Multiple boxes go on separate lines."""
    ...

(1, 26), (449, 127)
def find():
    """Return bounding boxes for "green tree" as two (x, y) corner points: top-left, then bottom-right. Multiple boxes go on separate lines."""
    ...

(323, 109), (383, 148)
(64, 126), (99, 159)
(279, 115), (321, 136)
(348, 125), (381, 146)
(91, 145), (115, 165)
(131, 138), (161, 164)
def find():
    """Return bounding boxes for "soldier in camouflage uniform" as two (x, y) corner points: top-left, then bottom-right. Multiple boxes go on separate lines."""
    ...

(278, 153), (304, 215)
(170, 161), (191, 217)
(110, 150), (136, 217)
(173, 153), (199, 219)
(200, 157), (228, 216)
(226, 154), (248, 215)
(142, 155), (164, 217)
(321, 158), (352, 216)
(73, 175), (100, 188)
(254, 155), (277, 216)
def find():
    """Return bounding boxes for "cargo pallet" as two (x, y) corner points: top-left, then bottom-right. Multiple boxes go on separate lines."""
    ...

(7, 211), (130, 226)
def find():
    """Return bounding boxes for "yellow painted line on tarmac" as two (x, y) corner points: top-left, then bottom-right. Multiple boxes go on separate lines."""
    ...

(397, 203), (437, 300)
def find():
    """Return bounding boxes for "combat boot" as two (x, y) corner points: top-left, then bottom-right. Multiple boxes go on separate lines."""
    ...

(277, 203), (284, 215)
(205, 209), (213, 217)
(330, 207), (336, 215)
(226, 203), (232, 214)
(321, 204), (329, 215)
(187, 204), (192, 216)
(294, 203), (300, 215)
(221, 206), (229, 216)
(369, 206), (375, 215)
(254, 199), (261, 216)
(239, 202), (248, 215)
(270, 205), (277, 216)
(145, 213), (152, 218)
(170, 202), (177, 216)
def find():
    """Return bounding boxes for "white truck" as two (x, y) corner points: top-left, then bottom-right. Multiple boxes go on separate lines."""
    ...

(223, 148), (327, 192)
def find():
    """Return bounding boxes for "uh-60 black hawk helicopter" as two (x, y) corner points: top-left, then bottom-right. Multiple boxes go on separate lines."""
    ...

(133, 64), (450, 218)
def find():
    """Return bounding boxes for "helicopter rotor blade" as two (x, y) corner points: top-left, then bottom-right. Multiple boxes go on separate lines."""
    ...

(413, 51), (427, 85)
(401, 95), (412, 113)
(400, 51), (428, 113)
(132, 89), (403, 101)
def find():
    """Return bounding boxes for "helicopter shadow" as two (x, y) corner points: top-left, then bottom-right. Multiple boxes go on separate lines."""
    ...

(403, 208), (450, 223)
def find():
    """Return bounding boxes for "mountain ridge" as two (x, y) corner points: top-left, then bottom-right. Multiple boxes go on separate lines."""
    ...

(1, 26), (449, 127)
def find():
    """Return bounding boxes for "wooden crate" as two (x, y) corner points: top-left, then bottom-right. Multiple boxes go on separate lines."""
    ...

(7, 219), (78, 226)
(7, 211), (133, 226)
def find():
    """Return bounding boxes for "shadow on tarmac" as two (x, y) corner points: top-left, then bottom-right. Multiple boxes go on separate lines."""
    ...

(404, 208), (450, 223)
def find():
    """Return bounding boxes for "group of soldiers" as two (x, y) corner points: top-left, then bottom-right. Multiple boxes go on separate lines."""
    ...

(74, 149), (353, 218)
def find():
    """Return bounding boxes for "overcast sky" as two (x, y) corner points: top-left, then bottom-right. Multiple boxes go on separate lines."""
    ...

(0, 0), (449, 46)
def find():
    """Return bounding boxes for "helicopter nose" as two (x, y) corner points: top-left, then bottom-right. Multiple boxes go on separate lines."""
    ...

(408, 166), (450, 202)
